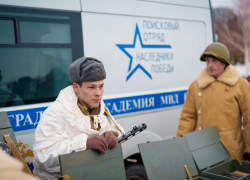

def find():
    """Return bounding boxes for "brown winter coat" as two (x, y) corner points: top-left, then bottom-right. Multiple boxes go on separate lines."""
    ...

(176, 65), (250, 160)
(0, 148), (38, 180)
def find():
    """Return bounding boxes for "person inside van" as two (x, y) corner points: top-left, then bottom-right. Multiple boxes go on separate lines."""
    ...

(0, 70), (24, 107)
(33, 57), (125, 180)
(176, 42), (250, 161)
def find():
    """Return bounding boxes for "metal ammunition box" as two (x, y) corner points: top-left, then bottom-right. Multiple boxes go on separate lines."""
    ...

(139, 127), (250, 180)
(59, 144), (126, 180)
(183, 127), (250, 180)
(201, 160), (250, 180)
(138, 136), (198, 179)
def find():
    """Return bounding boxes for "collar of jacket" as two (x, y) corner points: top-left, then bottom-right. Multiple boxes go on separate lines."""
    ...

(197, 65), (240, 89)
(56, 86), (105, 117)
(77, 100), (101, 116)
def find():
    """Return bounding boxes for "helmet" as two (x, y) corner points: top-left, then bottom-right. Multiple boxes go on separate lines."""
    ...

(200, 42), (230, 65)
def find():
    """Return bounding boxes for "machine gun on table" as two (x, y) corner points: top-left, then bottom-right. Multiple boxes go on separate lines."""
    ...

(118, 123), (147, 143)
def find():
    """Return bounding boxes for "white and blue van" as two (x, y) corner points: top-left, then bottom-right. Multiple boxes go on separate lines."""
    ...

(0, 0), (214, 179)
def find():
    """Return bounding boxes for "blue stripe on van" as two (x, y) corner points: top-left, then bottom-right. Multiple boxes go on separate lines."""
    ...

(7, 90), (187, 132)
(7, 107), (47, 132)
(104, 90), (187, 116)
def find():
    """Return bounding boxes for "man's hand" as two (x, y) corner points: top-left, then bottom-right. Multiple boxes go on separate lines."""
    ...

(102, 131), (118, 150)
(86, 135), (108, 154)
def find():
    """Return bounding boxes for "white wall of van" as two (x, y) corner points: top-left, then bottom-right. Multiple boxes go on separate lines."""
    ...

(80, 0), (213, 159)
(0, 0), (214, 178)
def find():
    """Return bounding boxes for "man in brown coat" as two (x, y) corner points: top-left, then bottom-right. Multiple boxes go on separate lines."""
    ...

(176, 42), (250, 161)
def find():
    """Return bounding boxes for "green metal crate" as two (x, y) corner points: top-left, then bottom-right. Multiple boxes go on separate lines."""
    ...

(139, 127), (250, 180)
(183, 127), (250, 180)
(138, 137), (198, 180)
(192, 177), (210, 180)
(59, 143), (126, 180)
(201, 160), (250, 180)
(182, 127), (231, 171)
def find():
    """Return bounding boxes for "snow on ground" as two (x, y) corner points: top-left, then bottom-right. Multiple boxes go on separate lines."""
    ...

(233, 63), (250, 77)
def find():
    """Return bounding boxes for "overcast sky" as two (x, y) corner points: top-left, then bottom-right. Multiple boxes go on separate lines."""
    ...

(210, 0), (234, 8)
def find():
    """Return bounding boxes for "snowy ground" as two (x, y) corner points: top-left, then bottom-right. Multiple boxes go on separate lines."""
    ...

(233, 63), (250, 78)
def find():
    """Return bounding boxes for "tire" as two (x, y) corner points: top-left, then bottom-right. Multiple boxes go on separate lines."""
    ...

(126, 163), (148, 180)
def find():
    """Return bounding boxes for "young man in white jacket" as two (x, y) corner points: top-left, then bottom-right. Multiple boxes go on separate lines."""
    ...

(33, 57), (125, 180)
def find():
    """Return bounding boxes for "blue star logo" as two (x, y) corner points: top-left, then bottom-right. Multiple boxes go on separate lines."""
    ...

(116, 24), (172, 81)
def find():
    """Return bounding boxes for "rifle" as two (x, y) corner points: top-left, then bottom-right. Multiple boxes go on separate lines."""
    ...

(118, 123), (147, 143)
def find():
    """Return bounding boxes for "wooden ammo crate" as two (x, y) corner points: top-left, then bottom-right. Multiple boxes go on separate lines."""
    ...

(138, 136), (199, 180)
(0, 111), (19, 154)
(202, 161), (250, 180)
(139, 127), (250, 180)
(183, 127), (250, 180)
(192, 177), (210, 180)
(59, 143), (126, 180)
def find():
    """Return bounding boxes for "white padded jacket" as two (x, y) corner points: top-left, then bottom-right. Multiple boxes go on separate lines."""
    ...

(33, 86), (124, 180)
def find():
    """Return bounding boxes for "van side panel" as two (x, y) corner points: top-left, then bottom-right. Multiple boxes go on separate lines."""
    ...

(139, 0), (210, 8)
(81, 1), (213, 159)
(0, 0), (81, 11)
(81, 0), (210, 18)
(81, 13), (207, 95)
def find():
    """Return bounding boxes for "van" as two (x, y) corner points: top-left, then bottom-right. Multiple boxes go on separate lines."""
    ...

(0, 0), (214, 179)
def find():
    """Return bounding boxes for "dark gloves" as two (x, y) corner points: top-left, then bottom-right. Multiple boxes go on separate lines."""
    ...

(86, 134), (108, 154)
(86, 132), (118, 154)
(243, 153), (250, 161)
(102, 131), (118, 150)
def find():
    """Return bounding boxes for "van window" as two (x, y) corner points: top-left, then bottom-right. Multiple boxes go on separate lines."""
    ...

(0, 6), (83, 107)
(20, 22), (71, 43)
(0, 18), (16, 44)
